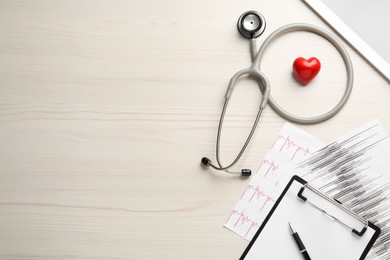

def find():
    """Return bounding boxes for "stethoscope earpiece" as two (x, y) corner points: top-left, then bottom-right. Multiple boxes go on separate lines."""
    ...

(201, 157), (252, 177)
(237, 10), (266, 39)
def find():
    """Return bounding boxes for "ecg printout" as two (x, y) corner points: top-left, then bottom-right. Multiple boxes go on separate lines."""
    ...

(227, 120), (390, 259)
(224, 123), (325, 240)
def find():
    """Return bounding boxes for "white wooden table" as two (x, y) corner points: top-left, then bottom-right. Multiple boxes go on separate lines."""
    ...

(0, 0), (389, 259)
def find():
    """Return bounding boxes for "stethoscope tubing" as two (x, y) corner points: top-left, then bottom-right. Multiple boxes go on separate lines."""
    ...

(213, 100), (264, 172)
(203, 21), (354, 175)
(252, 23), (353, 124)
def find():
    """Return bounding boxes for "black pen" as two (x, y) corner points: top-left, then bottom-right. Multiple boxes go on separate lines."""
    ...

(289, 222), (311, 260)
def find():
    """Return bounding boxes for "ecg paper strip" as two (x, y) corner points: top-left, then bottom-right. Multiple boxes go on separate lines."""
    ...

(224, 123), (325, 240)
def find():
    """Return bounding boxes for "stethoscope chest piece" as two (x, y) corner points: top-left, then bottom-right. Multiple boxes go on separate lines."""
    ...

(237, 10), (266, 39)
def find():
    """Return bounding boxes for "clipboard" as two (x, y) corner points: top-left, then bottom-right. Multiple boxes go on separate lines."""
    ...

(240, 175), (381, 260)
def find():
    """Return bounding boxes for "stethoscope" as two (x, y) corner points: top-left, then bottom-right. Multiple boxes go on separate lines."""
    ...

(201, 11), (353, 177)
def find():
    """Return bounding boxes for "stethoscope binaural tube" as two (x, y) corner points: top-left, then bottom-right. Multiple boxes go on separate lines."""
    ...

(201, 69), (270, 177)
(201, 12), (353, 177)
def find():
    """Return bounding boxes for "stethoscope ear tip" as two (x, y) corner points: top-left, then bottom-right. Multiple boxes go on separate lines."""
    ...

(201, 157), (211, 167)
(241, 169), (252, 177)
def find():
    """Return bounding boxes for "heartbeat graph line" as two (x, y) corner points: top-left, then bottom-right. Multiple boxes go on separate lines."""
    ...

(257, 159), (279, 177)
(272, 134), (311, 161)
(241, 185), (276, 211)
(226, 210), (261, 237)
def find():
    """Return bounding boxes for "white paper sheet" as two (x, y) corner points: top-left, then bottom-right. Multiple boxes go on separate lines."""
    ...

(224, 123), (325, 239)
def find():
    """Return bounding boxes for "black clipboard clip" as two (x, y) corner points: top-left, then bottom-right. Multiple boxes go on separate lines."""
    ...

(297, 183), (368, 237)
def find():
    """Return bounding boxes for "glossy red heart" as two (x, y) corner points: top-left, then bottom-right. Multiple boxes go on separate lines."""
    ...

(292, 57), (321, 85)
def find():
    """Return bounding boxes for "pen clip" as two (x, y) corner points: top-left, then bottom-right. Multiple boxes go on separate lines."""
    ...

(297, 184), (368, 237)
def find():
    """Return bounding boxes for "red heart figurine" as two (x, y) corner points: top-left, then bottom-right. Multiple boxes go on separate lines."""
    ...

(292, 57), (321, 85)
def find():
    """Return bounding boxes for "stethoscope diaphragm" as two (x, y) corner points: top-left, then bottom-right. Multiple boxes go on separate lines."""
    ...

(237, 10), (266, 39)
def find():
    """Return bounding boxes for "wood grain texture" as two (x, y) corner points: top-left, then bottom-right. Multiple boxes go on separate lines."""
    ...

(0, 0), (389, 259)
